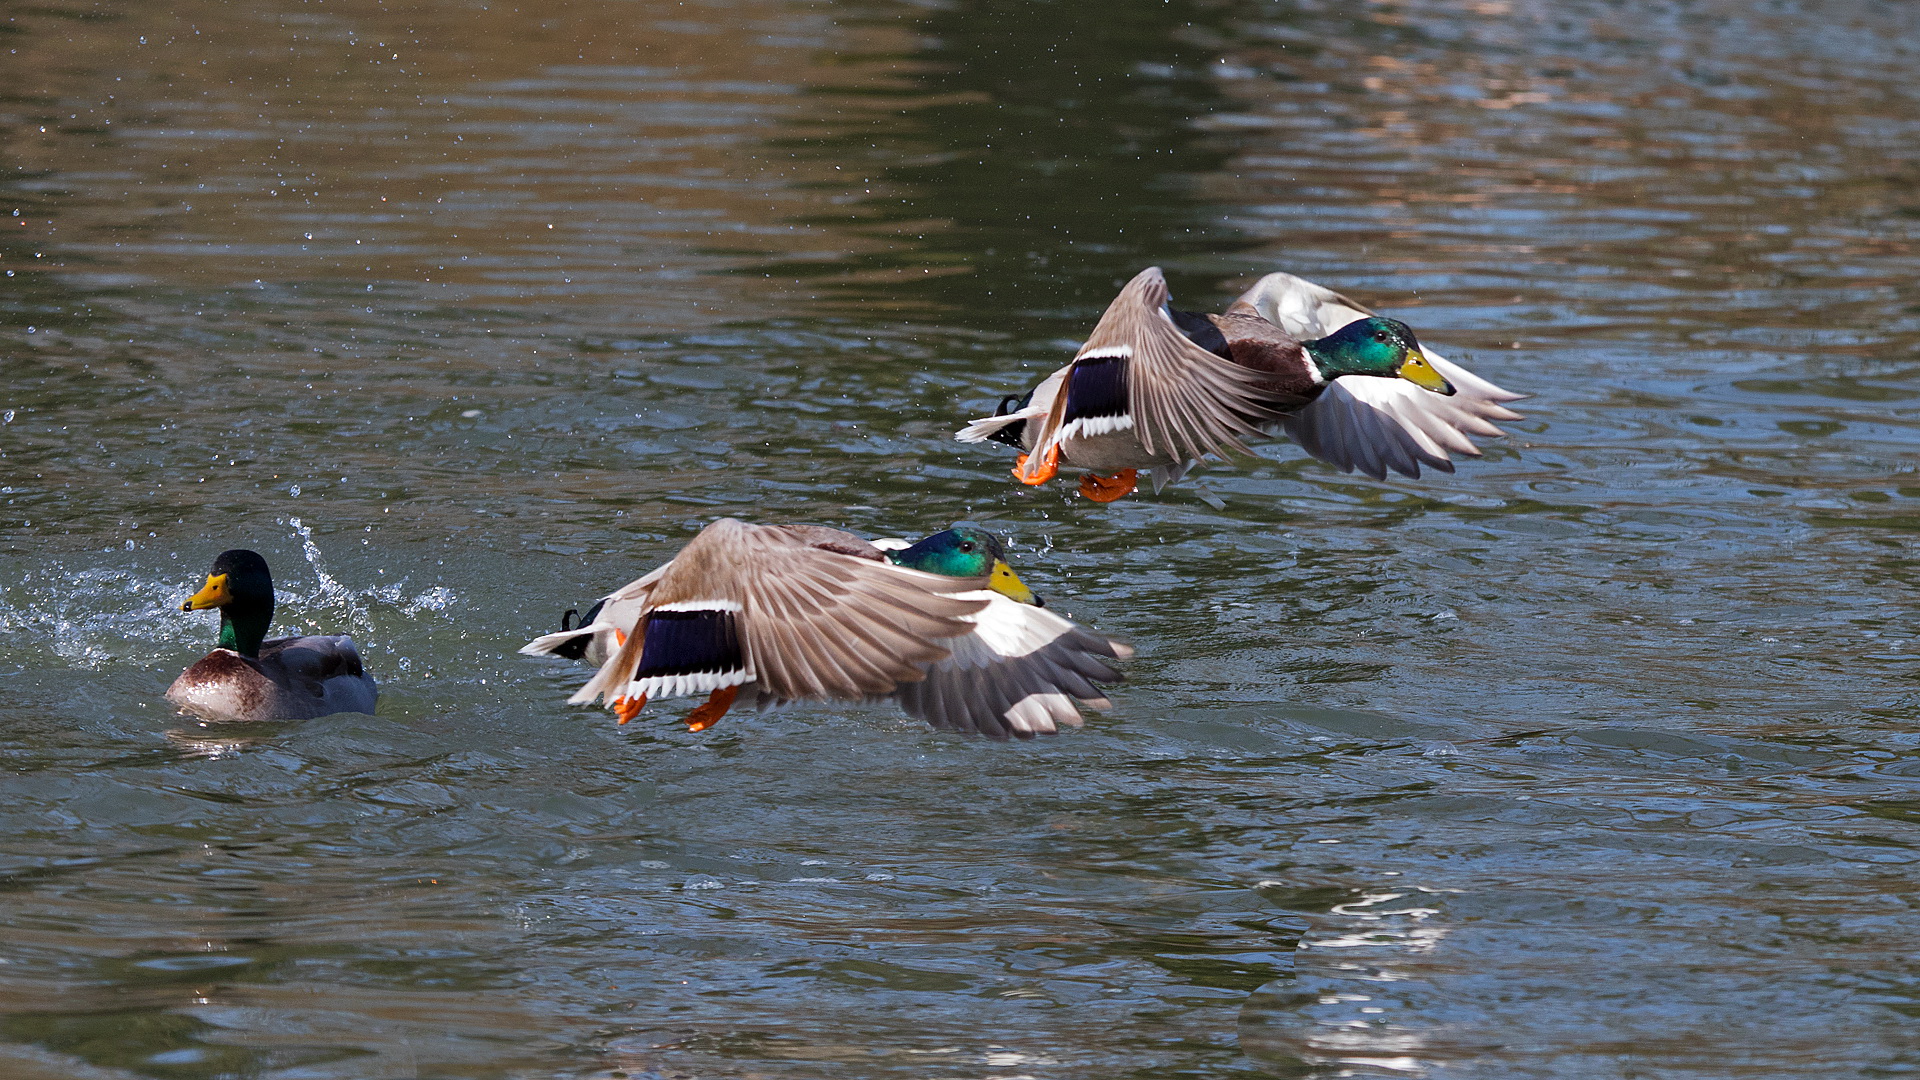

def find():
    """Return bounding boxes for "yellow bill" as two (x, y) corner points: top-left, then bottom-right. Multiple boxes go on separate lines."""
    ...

(182, 573), (232, 611)
(1398, 351), (1456, 396)
(989, 560), (1041, 606)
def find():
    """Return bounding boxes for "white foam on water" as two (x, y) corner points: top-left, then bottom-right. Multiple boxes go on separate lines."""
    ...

(273, 517), (461, 642)
(0, 523), (461, 671)
(0, 565), (205, 668)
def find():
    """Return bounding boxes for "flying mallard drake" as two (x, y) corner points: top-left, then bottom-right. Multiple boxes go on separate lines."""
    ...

(166, 549), (378, 722)
(957, 267), (1524, 501)
(520, 519), (1129, 740)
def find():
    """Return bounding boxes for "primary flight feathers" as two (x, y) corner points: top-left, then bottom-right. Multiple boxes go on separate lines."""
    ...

(1240, 272), (1526, 480)
(958, 267), (1524, 500)
(521, 519), (1131, 740)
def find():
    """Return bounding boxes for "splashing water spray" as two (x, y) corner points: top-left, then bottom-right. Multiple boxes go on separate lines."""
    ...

(287, 516), (374, 633)
(281, 518), (455, 644)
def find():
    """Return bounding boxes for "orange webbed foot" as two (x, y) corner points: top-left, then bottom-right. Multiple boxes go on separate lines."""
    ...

(612, 693), (648, 725)
(1078, 469), (1138, 503)
(684, 685), (740, 732)
(1013, 445), (1061, 486)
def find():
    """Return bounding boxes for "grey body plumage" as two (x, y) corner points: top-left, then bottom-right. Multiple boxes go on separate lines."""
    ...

(167, 634), (377, 722)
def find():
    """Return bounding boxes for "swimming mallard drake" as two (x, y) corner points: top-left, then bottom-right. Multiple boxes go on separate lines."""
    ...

(520, 519), (1129, 740)
(957, 266), (1524, 501)
(166, 549), (378, 721)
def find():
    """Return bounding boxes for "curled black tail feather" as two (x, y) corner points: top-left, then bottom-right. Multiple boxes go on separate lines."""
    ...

(987, 391), (1033, 448)
(551, 599), (607, 661)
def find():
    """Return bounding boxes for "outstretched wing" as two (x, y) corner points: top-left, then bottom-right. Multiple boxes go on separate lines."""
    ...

(732, 525), (987, 702)
(1232, 271), (1526, 479)
(567, 519), (988, 707)
(1280, 352), (1523, 479)
(891, 592), (1131, 740)
(1021, 267), (1291, 472)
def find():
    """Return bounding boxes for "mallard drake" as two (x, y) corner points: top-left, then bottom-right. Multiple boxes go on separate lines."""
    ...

(957, 266), (1524, 501)
(166, 549), (378, 721)
(520, 519), (1129, 740)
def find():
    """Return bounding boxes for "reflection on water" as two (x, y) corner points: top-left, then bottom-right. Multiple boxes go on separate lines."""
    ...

(767, 0), (1255, 315)
(4, 0), (1920, 1076)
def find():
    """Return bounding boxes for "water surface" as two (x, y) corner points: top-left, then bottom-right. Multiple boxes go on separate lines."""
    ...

(4, 0), (1920, 1076)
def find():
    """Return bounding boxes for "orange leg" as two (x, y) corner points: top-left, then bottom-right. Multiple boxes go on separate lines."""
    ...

(1078, 469), (1138, 503)
(1013, 445), (1061, 486)
(612, 693), (647, 725)
(683, 685), (740, 732)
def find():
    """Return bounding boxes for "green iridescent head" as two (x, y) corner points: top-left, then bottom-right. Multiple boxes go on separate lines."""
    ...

(1304, 316), (1454, 395)
(180, 548), (276, 657)
(888, 526), (1041, 606)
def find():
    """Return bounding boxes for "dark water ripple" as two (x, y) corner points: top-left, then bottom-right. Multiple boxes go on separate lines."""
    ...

(4, 0), (1920, 1076)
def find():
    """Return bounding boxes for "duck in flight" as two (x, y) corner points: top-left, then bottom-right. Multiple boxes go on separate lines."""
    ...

(521, 520), (1130, 740)
(958, 267), (1524, 502)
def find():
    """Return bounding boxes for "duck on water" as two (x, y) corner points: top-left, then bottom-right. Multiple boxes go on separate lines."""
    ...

(166, 548), (378, 722)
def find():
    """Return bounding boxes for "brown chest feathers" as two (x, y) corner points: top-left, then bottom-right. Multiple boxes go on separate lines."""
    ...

(164, 637), (378, 722)
(166, 649), (279, 722)
(1207, 310), (1326, 406)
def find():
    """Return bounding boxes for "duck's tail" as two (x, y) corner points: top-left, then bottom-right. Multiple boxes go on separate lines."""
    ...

(955, 407), (1040, 444)
(520, 625), (597, 660)
(519, 599), (607, 661)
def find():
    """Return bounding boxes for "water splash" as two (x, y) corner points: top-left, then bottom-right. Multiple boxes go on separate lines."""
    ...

(0, 565), (203, 668)
(274, 518), (456, 653)
(277, 517), (459, 644)
(286, 516), (372, 631)
(0, 526), (460, 671)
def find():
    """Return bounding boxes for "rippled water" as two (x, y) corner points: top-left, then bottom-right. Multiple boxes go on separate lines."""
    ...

(4, 0), (1920, 1076)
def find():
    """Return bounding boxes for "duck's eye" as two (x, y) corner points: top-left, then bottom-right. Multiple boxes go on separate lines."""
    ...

(959, 542), (975, 553)
(1373, 330), (1389, 342)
